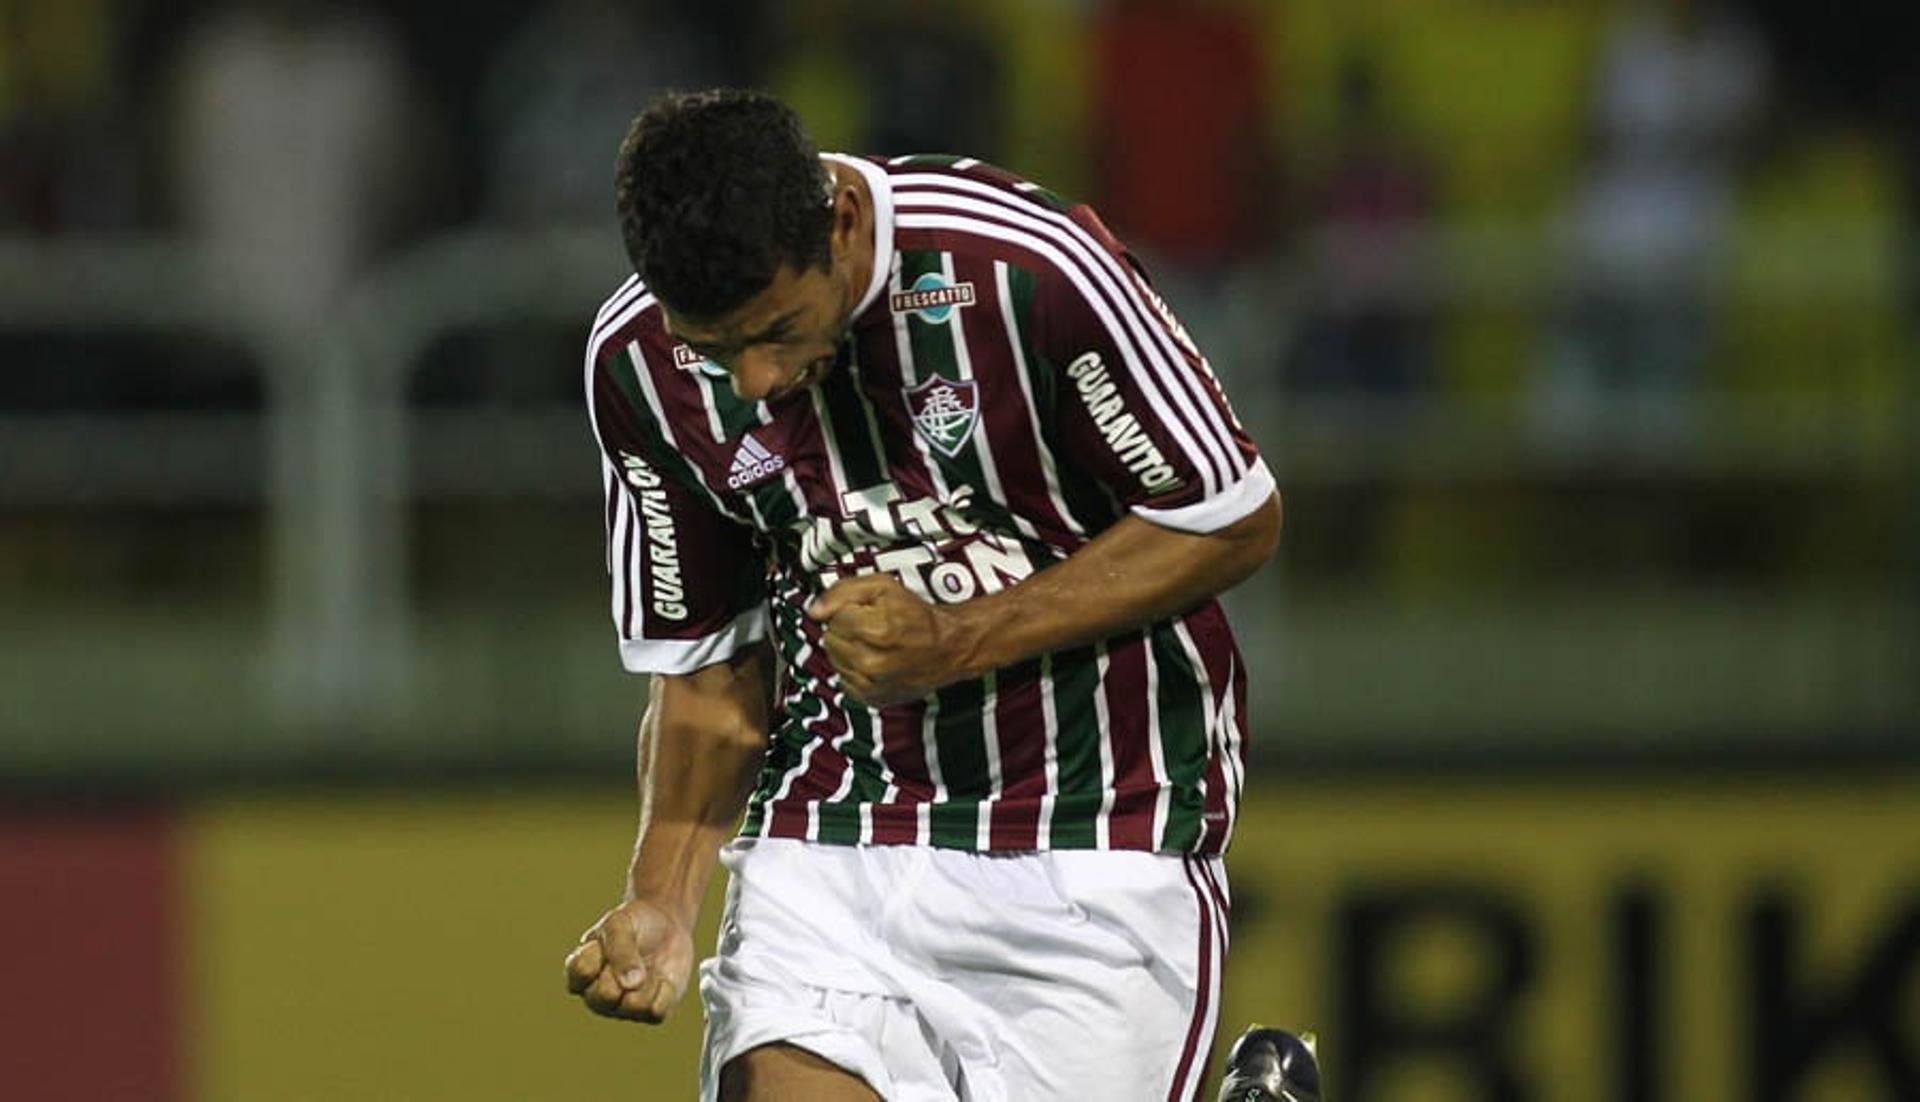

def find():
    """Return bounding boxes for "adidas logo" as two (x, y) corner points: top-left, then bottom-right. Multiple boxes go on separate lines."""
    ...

(727, 432), (787, 490)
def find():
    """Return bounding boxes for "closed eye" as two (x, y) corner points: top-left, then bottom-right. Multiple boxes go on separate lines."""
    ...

(739, 309), (805, 347)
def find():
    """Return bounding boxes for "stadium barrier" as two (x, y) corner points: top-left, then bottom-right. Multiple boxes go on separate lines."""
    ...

(0, 226), (1913, 776)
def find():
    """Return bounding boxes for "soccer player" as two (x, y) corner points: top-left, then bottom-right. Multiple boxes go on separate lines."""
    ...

(564, 89), (1280, 1101)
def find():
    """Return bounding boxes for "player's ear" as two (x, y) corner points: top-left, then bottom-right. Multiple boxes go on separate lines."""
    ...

(828, 178), (863, 262)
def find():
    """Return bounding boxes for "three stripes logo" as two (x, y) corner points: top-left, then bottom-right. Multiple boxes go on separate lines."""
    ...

(727, 432), (787, 490)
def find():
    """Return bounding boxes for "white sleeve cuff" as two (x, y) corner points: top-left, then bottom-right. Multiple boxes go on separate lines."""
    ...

(618, 605), (770, 675)
(1131, 457), (1276, 534)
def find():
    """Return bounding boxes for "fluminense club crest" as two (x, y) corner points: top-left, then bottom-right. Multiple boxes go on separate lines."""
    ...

(904, 376), (980, 458)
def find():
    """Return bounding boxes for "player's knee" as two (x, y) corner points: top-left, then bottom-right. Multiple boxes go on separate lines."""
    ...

(718, 1043), (880, 1102)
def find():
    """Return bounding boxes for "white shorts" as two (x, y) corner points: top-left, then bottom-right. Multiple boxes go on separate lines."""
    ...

(696, 838), (1229, 1102)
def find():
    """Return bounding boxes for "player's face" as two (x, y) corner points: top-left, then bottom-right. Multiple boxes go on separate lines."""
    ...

(662, 259), (856, 404)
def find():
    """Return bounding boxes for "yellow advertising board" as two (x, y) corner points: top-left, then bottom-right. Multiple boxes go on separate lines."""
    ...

(187, 778), (1920, 1101)
(1222, 777), (1920, 1102)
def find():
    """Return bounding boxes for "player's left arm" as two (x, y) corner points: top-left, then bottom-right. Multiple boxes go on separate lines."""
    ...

(809, 497), (1279, 706)
(815, 223), (1279, 706)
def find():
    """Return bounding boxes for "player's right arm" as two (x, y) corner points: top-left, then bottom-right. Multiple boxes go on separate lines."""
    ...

(565, 645), (773, 1023)
(568, 295), (775, 1023)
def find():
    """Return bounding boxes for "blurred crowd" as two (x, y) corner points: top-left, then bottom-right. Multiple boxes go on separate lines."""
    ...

(2, 0), (1914, 588)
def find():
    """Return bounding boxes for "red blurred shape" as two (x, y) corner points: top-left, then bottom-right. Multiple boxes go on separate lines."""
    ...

(0, 806), (181, 1102)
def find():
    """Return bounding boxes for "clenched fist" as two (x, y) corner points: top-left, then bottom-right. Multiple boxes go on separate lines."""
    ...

(807, 573), (987, 707)
(564, 898), (695, 1024)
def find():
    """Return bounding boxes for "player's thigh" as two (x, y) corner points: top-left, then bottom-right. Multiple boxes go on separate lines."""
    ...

(977, 851), (1227, 1098)
(718, 1043), (883, 1102)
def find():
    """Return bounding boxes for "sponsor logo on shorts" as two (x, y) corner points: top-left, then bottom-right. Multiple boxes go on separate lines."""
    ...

(889, 273), (977, 324)
(1065, 351), (1183, 494)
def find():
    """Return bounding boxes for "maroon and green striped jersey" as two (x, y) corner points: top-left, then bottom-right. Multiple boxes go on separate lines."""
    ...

(585, 154), (1273, 854)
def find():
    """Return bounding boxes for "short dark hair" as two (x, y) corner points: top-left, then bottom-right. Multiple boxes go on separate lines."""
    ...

(614, 89), (834, 319)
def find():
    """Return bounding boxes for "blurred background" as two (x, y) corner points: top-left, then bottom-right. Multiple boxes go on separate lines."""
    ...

(2, 0), (1915, 1098)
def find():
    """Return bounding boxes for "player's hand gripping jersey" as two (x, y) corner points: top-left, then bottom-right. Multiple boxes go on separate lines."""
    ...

(586, 155), (1274, 854)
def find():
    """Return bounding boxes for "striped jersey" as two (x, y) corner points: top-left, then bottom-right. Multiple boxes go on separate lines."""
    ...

(585, 154), (1274, 854)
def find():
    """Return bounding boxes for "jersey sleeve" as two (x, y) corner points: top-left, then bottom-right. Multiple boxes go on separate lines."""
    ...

(588, 330), (769, 675)
(1032, 209), (1275, 534)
